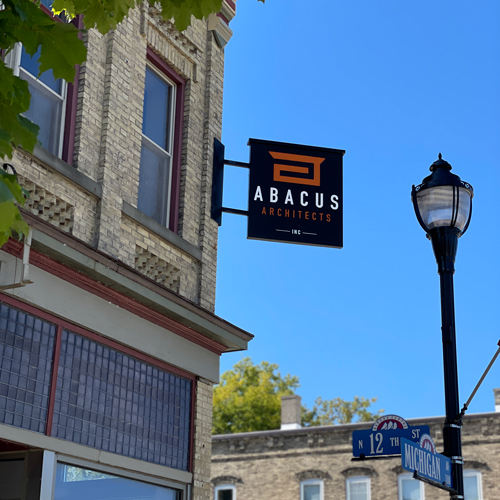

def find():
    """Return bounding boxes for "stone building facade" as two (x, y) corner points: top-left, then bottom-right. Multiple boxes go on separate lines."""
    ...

(0, 1), (250, 499)
(211, 392), (500, 500)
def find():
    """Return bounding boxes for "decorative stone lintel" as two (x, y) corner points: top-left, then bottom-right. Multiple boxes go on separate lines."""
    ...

(208, 14), (233, 48)
(341, 466), (378, 478)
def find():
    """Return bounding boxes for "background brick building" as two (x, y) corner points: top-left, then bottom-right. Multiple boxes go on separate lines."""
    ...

(0, 1), (251, 499)
(212, 391), (500, 500)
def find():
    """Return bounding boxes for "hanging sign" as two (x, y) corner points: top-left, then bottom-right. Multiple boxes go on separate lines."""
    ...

(352, 415), (430, 458)
(247, 139), (344, 248)
(401, 434), (454, 491)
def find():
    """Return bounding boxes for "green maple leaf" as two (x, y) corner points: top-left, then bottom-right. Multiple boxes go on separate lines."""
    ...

(156, 0), (223, 32)
(37, 22), (87, 81)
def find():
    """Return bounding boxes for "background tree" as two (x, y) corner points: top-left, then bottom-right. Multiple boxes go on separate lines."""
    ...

(213, 358), (383, 434)
(213, 358), (299, 434)
(1, 0), (257, 244)
(301, 396), (383, 427)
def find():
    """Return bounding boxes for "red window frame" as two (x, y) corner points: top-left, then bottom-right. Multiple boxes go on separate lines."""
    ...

(145, 48), (185, 234)
(0, 292), (196, 472)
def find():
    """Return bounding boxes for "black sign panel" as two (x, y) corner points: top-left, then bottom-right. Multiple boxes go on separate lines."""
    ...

(247, 139), (344, 248)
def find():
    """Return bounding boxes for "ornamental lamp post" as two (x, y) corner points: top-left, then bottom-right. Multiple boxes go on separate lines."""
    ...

(411, 153), (473, 500)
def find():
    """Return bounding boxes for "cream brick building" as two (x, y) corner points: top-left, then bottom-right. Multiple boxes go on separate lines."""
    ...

(0, 1), (251, 499)
(211, 391), (500, 500)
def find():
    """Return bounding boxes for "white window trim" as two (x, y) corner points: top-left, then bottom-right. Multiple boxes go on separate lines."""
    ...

(300, 478), (324, 500)
(398, 473), (424, 500)
(346, 475), (371, 500)
(140, 64), (177, 226)
(464, 470), (483, 500)
(214, 483), (236, 500)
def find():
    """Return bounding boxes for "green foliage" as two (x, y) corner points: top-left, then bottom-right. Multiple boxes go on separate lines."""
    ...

(212, 358), (300, 434)
(301, 396), (384, 427)
(0, 0), (85, 245)
(2, 0), (242, 246)
(0, 0), (86, 160)
(0, 168), (30, 246)
(213, 358), (383, 434)
(53, 0), (225, 34)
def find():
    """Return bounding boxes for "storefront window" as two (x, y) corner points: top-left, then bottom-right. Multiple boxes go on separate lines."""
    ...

(54, 463), (181, 500)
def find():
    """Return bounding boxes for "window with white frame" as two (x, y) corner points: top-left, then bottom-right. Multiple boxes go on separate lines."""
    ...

(398, 473), (424, 500)
(300, 479), (324, 500)
(214, 483), (236, 500)
(138, 65), (177, 227)
(463, 470), (483, 500)
(7, 44), (67, 157)
(346, 476), (371, 500)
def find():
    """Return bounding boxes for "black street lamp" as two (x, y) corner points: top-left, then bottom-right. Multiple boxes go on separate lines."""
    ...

(411, 154), (473, 500)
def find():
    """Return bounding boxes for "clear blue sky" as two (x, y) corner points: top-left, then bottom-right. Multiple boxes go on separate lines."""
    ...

(215, 0), (500, 421)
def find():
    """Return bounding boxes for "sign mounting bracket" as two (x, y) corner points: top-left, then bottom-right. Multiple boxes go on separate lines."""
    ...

(211, 138), (249, 226)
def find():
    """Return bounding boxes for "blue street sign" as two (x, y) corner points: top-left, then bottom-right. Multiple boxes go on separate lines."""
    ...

(352, 415), (430, 458)
(401, 437), (453, 490)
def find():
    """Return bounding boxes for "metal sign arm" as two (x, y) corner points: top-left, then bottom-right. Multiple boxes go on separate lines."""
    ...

(459, 340), (500, 417)
(211, 138), (250, 226)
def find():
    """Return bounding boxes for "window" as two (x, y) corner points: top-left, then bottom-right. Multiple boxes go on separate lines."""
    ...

(214, 484), (236, 500)
(301, 479), (324, 500)
(464, 470), (482, 500)
(0, 297), (194, 471)
(11, 45), (68, 157)
(347, 476), (371, 500)
(0, 302), (57, 433)
(398, 474), (424, 500)
(5, 5), (80, 163)
(54, 462), (182, 499)
(138, 51), (184, 231)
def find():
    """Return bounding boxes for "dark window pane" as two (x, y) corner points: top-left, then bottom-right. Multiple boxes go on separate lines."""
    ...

(0, 302), (56, 434)
(217, 489), (233, 500)
(53, 331), (192, 471)
(142, 67), (171, 150)
(0, 459), (25, 500)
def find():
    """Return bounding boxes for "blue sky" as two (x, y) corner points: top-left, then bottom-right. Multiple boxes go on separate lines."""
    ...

(215, 0), (500, 421)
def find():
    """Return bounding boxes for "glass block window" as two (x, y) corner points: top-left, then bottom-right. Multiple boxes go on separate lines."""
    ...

(52, 330), (192, 470)
(0, 302), (56, 433)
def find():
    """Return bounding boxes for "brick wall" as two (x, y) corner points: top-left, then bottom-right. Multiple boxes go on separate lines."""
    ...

(9, 7), (226, 309)
(194, 378), (215, 500)
(7, 5), (233, 497)
(212, 414), (500, 500)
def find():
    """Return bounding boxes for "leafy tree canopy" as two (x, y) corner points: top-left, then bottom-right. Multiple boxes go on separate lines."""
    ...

(1, 0), (263, 245)
(213, 358), (383, 434)
(213, 357), (299, 434)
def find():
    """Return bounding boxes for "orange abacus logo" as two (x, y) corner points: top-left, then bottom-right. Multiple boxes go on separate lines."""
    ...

(270, 151), (325, 187)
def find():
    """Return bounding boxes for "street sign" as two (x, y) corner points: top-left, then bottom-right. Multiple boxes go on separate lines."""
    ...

(401, 435), (454, 492)
(352, 415), (430, 458)
(247, 139), (344, 248)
